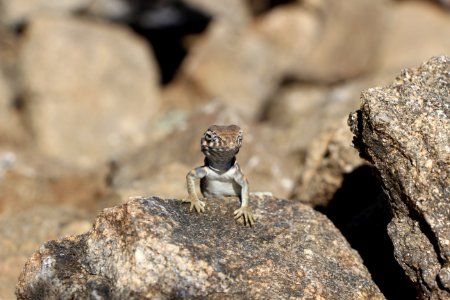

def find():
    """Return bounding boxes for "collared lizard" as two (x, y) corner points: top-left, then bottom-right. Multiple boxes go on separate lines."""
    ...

(184, 124), (255, 226)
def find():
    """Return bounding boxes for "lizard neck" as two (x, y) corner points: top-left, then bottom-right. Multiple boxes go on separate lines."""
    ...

(205, 157), (236, 173)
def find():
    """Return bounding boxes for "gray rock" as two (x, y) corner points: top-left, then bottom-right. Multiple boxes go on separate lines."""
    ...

(349, 56), (450, 299)
(16, 196), (384, 299)
(19, 15), (160, 169)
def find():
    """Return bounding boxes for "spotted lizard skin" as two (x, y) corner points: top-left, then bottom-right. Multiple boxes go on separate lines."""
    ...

(184, 125), (255, 226)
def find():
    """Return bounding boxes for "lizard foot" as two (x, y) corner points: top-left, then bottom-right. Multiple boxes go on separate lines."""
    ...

(183, 197), (205, 213)
(234, 206), (255, 226)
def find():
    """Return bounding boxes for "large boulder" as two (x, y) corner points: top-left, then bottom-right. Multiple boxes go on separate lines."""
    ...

(19, 15), (160, 169)
(16, 196), (384, 299)
(349, 56), (450, 299)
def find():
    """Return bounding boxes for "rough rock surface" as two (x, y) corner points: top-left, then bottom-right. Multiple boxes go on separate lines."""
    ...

(19, 15), (160, 169)
(349, 56), (450, 299)
(17, 196), (384, 299)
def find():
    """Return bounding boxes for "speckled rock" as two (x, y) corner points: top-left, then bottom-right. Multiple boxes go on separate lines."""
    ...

(17, 196), (384, 299)
(349, 56), (450, 299)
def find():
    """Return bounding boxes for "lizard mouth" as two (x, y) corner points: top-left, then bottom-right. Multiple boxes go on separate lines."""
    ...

(201, 144), (240, 162)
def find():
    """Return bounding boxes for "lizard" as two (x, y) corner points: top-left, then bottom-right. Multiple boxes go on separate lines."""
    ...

(184, 124), (255, 226)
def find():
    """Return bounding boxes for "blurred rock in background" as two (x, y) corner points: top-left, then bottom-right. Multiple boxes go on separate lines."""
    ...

(0, 0), (448, 299)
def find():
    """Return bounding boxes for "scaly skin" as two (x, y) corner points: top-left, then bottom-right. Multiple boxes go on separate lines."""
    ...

(184, 125), (255, 226)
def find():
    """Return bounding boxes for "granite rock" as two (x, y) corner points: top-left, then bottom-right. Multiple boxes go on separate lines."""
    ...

(349, 56), (450, 299)
(17, 196), (384, 299)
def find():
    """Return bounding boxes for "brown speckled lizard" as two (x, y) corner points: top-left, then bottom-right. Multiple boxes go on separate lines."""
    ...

(184, 124), (255, 226)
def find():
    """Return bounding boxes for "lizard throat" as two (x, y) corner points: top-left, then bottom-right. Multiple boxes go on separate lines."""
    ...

(204, 156), (236, 172)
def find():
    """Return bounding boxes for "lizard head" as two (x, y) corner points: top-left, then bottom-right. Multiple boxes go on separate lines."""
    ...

(201, 125), (243, 162)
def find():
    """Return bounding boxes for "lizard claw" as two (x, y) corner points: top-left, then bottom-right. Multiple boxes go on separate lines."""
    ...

(234, 206), (255, 226)
(188, 198), (205, 213)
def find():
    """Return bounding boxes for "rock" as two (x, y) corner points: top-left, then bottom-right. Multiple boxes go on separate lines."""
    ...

(291, 118), (368, 207)
(376, 1), (450, 74)
(0, 147), (113, 215)
(17, 196), (384, 299)
(19, 15), (160, 169)
(349, 56), (450, 299)
(176, 20), (281, 118)
(255, 0), (387, 82)
(262, 72), (394, 151)
(86, 0), (131, 20)
(174, 0), (387, 118)
(0, 205), (91, 300)
(184, 0), (251, 25)
(0, 0), (91, 26)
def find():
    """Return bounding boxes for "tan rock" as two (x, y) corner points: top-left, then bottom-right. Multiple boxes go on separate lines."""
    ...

(174, 0), (387, 118)
(178, 21), (279, 118)
(0, 0), (91, 26)
(184, 0), (251, 25)
(0, 206), (91, 300)
(376, 1), (450, 73)
(19, 15), (160, 169)
(0, 148), (111, 215)
(284, 0), (389, 82)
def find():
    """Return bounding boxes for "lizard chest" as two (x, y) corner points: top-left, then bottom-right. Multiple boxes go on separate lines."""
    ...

(200, 167), (241, 197)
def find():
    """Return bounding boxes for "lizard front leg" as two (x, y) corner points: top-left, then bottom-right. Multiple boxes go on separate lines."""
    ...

(233, 165), (255, 226)
(184, 166), (208, 213)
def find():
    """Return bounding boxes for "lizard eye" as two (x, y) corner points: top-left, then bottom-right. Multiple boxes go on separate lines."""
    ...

(237, 135), (243, 145)
(205, 132), (214, 142)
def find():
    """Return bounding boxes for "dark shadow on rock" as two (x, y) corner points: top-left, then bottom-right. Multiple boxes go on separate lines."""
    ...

(316, 165), (416, 300)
